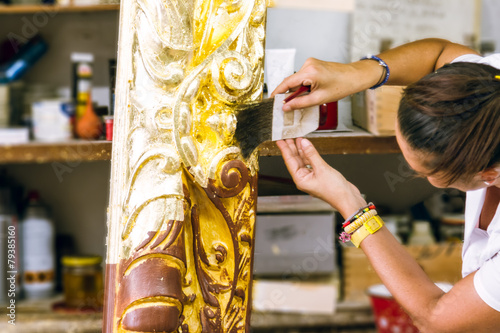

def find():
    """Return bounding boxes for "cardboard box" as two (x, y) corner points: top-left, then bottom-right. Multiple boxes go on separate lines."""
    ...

(254, 213), (336, 276)
(341, 242), (462, 303)
(252, 278), (338, 314)
(255, 196), (337, 276)
(351, 86), (405, 136)
(257, 195), (336, 213)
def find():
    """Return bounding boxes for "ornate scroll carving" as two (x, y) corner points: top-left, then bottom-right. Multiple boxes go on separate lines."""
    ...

(104, 0), (267, 332)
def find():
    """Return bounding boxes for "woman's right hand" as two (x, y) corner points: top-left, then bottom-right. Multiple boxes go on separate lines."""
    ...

(277, 138), (367, 218)
(271, 39), (477, 112)
(271, 58), (382, 112)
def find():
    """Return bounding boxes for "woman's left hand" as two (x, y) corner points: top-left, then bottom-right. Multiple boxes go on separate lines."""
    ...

(276, 138), (366, 218)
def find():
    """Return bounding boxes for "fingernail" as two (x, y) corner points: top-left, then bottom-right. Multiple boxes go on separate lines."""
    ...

(301, 139), (312, 147)
(282, 104), (291, 112)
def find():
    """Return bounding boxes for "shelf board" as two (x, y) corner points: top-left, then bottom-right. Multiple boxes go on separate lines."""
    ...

(269, 0), (354, 12)
(258, 127), (400, 156)
(0, 1), (356, 14)
(251, 303), (374, 329)
(0, 140), (112, 164)
(0, 4), (119, 14)
(0, 296), (375, 331)
(0, 128), (399, 164)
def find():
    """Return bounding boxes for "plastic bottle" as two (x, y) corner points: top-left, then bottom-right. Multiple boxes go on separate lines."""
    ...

(408, 220), (436, 245)
(75, 94), (102, 139)
(21, 191), (55, 299)
(70, 52), (94, 121)
(0, 35), (48, 84)
(0, 188), (19, 305)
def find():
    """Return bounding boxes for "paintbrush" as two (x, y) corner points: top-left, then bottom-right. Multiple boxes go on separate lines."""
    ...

(235, 85), (319, 158)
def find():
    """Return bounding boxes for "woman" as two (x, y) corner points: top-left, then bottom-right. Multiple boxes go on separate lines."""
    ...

(272, 38), (500, 332)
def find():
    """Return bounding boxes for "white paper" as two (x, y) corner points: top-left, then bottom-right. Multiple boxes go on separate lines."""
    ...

(272, 93), (319, 141)
(265, 49), (296, 95)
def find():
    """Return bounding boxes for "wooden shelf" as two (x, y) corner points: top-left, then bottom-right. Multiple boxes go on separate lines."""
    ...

(0, 296), (375, 332)
(259, 127), (400, 156)
(0, 0), (356, 14)
(0, 140), (112, 164)
(0, 128), (399, 164)
(0, 4), (119, 14)
(269, 0), (354, 12)
(251, 304), (375, 329)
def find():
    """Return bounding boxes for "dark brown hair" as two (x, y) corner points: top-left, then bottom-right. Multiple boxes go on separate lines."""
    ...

(398, 61), (500, 185)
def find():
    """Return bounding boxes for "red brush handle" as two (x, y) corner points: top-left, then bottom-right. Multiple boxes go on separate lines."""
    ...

(283, 85), (311, 103)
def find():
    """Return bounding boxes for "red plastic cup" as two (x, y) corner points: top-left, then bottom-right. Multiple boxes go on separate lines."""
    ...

(317, 101), (338, 130)
(367, 283), (452, 333)
(104, 116), (114, 141)
(367, 284), (418, 333)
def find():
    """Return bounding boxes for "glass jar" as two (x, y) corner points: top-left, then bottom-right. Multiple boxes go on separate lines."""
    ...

(62, 255), (103, 309)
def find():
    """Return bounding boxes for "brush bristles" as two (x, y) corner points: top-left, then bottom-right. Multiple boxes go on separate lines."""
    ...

(234, 98), (274, 159)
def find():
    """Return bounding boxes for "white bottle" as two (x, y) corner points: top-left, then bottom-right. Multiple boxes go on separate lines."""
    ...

(408, 220), (436, 245)
(21, 191), (55, 299)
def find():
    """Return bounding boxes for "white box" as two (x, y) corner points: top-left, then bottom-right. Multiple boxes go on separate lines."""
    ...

(0, 128), (29, 144)
(252, 279), (337, 314)
(32, 99), (73, 142)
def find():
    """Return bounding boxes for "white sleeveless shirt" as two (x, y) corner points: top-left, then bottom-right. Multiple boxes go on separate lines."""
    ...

(463, 188), (500, 311)
(452, 53), (500, 312)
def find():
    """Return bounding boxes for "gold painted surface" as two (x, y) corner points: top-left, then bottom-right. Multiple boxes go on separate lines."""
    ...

(104, 0), (266, 332)
(120, 0), (266, 254)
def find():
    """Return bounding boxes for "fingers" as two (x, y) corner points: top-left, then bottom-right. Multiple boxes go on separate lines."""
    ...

(285, 138), (299, 156)
(271, 69), (316, 98)
(282, 93), (320, 112)
(296, 138), (311, 166)
(276, 139), (306, 175)
(298, 138), (325, 168)
(271, 74), (304, 98)
(276, 139), (299, 172)
(285, 139), (306, 169)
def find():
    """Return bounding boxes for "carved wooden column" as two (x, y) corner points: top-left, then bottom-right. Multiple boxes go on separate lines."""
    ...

(103, 0), (267, 332)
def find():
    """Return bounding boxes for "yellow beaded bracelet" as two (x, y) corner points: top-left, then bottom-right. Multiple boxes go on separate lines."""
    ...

(344, 209), (378, 234)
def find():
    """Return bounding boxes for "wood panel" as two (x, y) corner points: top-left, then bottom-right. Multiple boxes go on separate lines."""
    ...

(259, 133), (400, 156)
(0, 141), (112, 164)
(0, 4), (119, 14)
(0, 133), (400, 164)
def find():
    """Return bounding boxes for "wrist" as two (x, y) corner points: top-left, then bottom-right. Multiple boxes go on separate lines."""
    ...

(336, 193), (367, 219)
(349, 60), (385, 91)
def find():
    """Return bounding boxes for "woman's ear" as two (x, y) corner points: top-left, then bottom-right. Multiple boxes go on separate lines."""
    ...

(480, 165), (500, 185)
